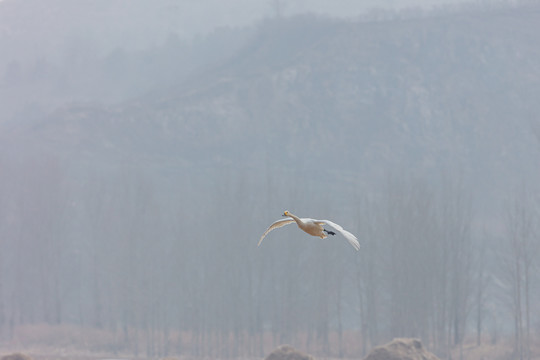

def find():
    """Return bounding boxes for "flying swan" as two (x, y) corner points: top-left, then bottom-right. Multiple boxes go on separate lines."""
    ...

(258, 210), (360, 251)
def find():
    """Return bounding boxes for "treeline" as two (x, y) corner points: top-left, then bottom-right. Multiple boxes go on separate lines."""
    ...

(0, 151), (538, 359)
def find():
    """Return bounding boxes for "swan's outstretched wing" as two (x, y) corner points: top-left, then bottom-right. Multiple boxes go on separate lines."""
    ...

(258, 218), (295, 246)
(320, 220), (360, 251)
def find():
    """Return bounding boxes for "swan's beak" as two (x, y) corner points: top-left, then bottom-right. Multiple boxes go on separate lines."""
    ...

(282, 214), (287, 217)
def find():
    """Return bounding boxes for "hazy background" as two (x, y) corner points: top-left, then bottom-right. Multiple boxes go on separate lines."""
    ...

(0, 0), (539, 359)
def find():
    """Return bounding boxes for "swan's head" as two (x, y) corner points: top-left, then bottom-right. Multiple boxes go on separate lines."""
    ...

(282, 210), (290, 217)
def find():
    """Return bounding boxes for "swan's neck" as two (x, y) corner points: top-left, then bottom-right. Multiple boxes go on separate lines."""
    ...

(288, 213), (302, 225)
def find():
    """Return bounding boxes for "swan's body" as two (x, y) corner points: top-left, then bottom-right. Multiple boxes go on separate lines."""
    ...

(258, 211), (360, 251)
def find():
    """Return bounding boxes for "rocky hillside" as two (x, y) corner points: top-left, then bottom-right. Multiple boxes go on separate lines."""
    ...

(4, 2), (540, 206)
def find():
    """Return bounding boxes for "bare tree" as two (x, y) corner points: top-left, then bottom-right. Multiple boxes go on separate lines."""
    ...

(474, 231), (490, 346)
(354, 195), (381, 354)
(502, 189), (537, 360)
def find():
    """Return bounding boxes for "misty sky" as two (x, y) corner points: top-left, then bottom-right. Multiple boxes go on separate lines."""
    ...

(0, 0), (507, 43)
(122, 0), (513, 39)
(0, 0), (512, 68)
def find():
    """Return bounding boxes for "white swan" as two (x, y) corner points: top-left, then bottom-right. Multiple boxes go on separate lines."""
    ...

(258, 210), (360, 251)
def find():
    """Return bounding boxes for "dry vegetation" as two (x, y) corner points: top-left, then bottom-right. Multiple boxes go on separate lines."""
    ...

(0, 324), (134, 360)
(1, 325), (539, 360)
(0, 354), (33, 360)
(450, 338), (540, 360)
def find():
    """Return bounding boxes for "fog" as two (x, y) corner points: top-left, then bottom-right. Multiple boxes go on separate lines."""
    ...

(0, 1), (539, 359)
